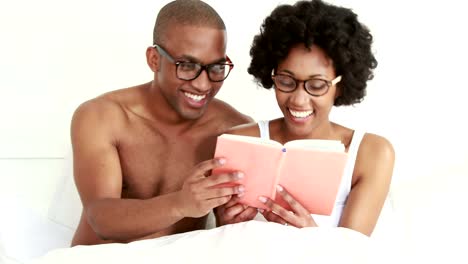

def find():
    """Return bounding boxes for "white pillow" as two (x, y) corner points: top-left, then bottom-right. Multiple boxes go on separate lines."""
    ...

(47, 150), (82, 230)
(0, 200), (74, 263)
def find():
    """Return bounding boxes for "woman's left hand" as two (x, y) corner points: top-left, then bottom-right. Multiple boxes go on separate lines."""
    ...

(258, 185), (318, 228)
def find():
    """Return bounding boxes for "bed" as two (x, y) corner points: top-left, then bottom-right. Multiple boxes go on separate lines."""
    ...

(28, 220), (393, 264)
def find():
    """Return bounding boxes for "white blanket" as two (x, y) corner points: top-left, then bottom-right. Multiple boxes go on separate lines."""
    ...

(30, 221), (392, 264)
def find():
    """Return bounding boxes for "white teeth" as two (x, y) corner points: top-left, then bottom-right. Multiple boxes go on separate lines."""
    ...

(184, 92), (206, 101)
(289, 109), (313, 118)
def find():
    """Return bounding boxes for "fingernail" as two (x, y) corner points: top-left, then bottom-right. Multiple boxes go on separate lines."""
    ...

(276, 185), (283, 192)
(258, 196), (267, 203)
(237, 185), (245, 193)
(236, 172), (244, 179)
(257, 208), (264, 213)
(218, 158), (226, 165)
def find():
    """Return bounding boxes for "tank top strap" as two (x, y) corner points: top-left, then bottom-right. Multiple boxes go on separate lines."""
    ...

(257, 120), (271, 139)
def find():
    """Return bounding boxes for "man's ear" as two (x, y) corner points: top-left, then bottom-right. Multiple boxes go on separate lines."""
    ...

(146, 46), (159, 72)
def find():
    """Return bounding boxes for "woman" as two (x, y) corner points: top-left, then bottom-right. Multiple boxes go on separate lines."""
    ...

(216, 0), (394, 236)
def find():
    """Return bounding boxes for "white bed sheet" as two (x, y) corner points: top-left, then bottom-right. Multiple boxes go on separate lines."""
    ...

(29, 221), (395, 264)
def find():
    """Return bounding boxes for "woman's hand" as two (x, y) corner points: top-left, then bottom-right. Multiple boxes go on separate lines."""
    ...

(215, 196), (258, 226)
(259, 185), (317, 228)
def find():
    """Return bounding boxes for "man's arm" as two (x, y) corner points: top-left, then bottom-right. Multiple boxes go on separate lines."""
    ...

(72, 99), (184, 241)
(72, 99), (244, 242)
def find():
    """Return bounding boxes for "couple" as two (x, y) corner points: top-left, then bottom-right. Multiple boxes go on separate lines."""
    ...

(71, 0), (394, 246)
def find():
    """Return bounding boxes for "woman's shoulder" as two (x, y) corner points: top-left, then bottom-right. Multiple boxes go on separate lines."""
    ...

(354, 132), (395, 182)
(347, 132), (395, 193)
(360, 133), (394, 158)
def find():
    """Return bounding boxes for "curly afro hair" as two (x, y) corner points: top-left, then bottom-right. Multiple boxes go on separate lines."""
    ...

(248, 0), (377, 106)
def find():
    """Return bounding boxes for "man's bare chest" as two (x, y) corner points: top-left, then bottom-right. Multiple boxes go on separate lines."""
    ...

(116, 129), (217, 199)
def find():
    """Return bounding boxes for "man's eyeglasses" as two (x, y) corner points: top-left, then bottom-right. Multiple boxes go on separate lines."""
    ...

(271, 72), (342, 97)
(153, 44), (234, 82)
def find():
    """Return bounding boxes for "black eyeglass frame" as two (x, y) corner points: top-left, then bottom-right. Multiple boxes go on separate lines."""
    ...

(271, 71), (342, 97)
(153, 44), (234, 82)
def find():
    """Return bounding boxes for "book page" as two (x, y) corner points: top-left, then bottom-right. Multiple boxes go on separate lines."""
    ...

(218, 134), (282, 148)
(284, 139), (345, 152)
(277, 149), (348, 215)
(213, 135), (284, 209)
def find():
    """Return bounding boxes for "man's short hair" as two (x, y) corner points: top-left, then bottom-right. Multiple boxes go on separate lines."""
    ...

(153, 0), (226, 45)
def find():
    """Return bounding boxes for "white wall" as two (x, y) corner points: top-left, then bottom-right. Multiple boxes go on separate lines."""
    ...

(1, 0), (467, 262)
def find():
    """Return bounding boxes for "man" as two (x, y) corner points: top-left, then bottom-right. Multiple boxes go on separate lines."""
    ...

(71, 0), (252, 246)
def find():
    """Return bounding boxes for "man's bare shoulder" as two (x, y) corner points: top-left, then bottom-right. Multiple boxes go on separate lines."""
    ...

(71, 85), (145, 133)
(208, 99), (253, 127)
(73, 92), (124, 127)
(224, 123), (260, 137)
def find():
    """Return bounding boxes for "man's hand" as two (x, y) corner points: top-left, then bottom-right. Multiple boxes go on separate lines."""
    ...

(215, 196), (258, 226)
(176, 158), (245, 218)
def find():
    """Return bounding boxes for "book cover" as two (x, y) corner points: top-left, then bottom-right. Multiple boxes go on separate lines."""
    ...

(212, 134), (348, 216)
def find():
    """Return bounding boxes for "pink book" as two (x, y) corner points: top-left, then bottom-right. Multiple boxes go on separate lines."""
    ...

(212, 134), (348, 216)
